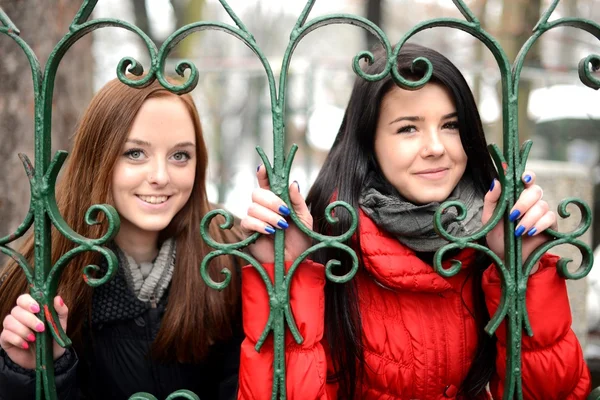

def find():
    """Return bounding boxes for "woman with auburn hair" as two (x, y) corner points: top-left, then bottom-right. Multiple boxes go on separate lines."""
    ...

(0, 77), (243, 399)
(239, 44), (590, 399)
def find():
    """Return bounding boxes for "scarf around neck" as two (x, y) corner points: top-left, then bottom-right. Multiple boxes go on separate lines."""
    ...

(117, 238), (176, 304)
(359, 172), (484, 253)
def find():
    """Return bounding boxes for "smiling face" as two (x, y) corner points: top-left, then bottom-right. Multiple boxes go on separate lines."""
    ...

(374, 82), (467, 205)
(111, 96), (197, 245)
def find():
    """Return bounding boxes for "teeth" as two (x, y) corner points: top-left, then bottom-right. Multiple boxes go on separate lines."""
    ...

(138, 195), (168, 204)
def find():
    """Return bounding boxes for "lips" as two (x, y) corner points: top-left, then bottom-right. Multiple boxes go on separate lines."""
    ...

(136, 195), (170, 204)
(415, 167), (449, 175)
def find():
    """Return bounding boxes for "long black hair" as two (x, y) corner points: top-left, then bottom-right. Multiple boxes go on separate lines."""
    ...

(305, 43), (498, 398)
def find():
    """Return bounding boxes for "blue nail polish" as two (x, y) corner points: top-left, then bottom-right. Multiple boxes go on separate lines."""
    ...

(277, 220), (289, 229)
(293, 180), (300, 192)
(527, 227), (537, 236)
(523, 174), (532, 183)
(509, 210), (521, 222)
(257, 164), (262, 172)
(515, 225), (526, 237)
(489, 179), (495, 192)
(279, 205), (290, 216)
(265, 226), (275, 234)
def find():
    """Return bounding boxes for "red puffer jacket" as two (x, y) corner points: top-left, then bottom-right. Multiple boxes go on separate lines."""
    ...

(239, 212), (591, 399)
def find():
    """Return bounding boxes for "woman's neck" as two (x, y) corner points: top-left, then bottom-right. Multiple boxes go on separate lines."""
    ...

(114, 227), (159, 264)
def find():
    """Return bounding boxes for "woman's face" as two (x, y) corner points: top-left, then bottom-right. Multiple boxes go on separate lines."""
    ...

(373, 82), (467, 204)
(111, 96), (197, 243)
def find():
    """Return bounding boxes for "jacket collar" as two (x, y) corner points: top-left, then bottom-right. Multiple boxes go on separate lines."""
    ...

(357, 210), (476, 293)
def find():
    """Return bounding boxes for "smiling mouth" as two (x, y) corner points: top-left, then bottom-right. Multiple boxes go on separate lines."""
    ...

(416, 168), (449, 175)
(137, 195), (170, 204)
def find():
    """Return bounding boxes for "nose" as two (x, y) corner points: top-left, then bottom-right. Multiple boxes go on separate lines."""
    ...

(422, 130), (446, 157)
(148, 159), (170, 186)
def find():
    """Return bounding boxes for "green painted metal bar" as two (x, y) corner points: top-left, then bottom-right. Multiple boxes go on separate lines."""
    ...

(0, 0), (598, 399)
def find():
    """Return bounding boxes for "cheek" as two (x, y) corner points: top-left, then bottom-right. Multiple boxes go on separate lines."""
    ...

(376, 139), (412, 176)
(177, 164), (197, 193)
(112, 164), (144, 188)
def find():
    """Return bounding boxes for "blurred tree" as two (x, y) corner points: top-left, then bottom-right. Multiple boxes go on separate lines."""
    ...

(172, 0), (204, 57)
(366, 0), (382, 50)
(0, 1), (93, 243)
(132, 0), (158, 46)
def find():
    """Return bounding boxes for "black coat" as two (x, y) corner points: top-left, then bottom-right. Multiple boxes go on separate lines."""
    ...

(0, 263), (242, 400)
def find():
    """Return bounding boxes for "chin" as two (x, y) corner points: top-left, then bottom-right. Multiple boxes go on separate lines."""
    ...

(131, 220), (172, 234)
(413, 191), (453, 204)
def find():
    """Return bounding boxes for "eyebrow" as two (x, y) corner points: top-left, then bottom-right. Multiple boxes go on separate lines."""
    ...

(126, 139), (196, 148)
(388, 111), (458, 125)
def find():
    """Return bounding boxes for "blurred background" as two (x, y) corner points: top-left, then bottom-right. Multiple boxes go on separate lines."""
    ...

(1, 0), (600, 383)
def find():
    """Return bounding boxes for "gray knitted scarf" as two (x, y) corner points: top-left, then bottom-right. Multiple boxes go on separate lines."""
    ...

(117, 238), (176, 305)
(359, 172), (484, 253)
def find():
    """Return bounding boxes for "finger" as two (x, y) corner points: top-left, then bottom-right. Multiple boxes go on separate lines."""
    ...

(522, 170), (536, 187)
(256, 164), (270, 190)
(251, 188), (290, 217)
(0, 329), (30, 350)
(288, 181), (312, 230)
(482, 179), (501, 225)
(240, 215), (277, 235)
(513, 200), (549, 237)
(247, 203), (289, 230)
(2, 315), (36, 343)
(16, 294), (40, 314)
(11, 306), (45, 334)
(523, 211), (557, 237)
(54, 296), (68, 332)
(509, 185), (543, 223)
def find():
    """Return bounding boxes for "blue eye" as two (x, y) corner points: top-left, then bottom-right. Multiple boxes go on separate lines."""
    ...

(172, 151), (191, 162)
(124, 149), (145, 160)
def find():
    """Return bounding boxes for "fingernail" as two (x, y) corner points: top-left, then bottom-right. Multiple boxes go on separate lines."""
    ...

(278, 205), (290, 216)
(489, 179), (495, 192)
(265, 226), (276, 234)
(30, 303), (40, 313)
(509, 210), (521, 222)
(58, 296), (64, 307)
(527, 227), (537, 236)
(277, 220), (289, 229)
(293, 180), (300, 192)
(523, 174), (532, 183)
(27, 333), (35, 342)
(22, 342), (29, 350)
(515, 225), (526, 237)
(36, 323), (45, 333)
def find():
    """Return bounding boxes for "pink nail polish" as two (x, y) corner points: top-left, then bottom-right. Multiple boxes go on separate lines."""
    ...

(27, 333), (35, 342)
(22, 342), (29, 350)
(36, 323), (45, 333)
(30, 304), (40, 313)
(58, 296), (64, 307)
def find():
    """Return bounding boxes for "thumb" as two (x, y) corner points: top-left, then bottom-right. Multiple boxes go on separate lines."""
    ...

(53, 296), (68, 332)
(256, 164), (270, 190)
(482, 179), (501, 225)
(288, 181), (312, 229)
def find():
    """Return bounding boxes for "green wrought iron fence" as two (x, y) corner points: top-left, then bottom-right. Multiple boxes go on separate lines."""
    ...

(0, 0), (599, 399)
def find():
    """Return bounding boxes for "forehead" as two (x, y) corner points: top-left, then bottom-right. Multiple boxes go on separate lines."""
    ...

(380, 82), (456, 116)
(127, 96), (196, 143)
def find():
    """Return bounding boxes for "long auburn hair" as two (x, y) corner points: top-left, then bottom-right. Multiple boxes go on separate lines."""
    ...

(306, 43), (498, 398)
(0, 77), (241, 363)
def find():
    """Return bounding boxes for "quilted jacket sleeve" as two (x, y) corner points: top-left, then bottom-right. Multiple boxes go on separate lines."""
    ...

(482, 253), (591, 399)
(238, 260), (336, 400)
(0, 347), (79, 400)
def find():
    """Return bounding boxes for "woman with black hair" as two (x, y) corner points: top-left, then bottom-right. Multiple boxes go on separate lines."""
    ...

(238, 44), (590, 399)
